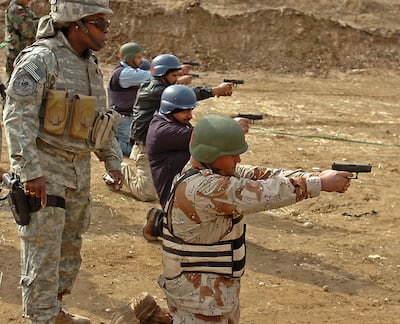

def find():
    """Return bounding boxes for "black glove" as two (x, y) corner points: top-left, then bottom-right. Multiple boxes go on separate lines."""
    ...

(0, 83), (6, 101)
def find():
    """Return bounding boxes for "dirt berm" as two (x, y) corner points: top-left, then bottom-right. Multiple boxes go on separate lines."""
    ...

(1, 0), (400, 75)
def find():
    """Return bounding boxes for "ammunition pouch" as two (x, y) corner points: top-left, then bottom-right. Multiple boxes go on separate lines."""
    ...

(43, 89), (97, 140)
(91, 109), (120, 149)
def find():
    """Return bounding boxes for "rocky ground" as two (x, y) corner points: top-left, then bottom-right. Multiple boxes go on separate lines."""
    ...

(1, 1), (400, 323)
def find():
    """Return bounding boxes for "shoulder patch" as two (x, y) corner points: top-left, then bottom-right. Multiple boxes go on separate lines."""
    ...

(13, 73), (37, 96)
(23, 62), (45, 81)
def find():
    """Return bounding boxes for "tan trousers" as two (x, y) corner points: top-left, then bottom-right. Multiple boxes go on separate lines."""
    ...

(121, 143), (157, 202)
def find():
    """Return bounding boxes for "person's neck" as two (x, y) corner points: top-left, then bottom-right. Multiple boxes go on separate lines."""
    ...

(66, 28), (90, 57)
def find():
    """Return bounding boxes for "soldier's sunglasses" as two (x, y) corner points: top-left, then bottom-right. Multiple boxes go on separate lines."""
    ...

(82, 18), (110, 32)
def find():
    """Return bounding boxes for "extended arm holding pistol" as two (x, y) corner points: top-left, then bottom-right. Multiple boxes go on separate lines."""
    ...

(331, 162), (372, 179)
(182, 61), (200, 78)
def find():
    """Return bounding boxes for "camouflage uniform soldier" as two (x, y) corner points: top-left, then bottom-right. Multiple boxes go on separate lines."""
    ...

(5, 0), (39, 82)
(0, 76), (6, 100)
(3, 0), (123, 323)
(158, 115), (352, 323)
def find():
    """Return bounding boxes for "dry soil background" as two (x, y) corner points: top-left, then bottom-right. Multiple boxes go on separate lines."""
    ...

(1, 1), (400, 323)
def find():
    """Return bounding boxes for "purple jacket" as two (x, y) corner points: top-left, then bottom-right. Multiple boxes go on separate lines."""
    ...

(146, 113), (193, 208)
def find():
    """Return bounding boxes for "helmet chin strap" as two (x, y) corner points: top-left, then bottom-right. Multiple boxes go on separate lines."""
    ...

(76, 20), (103, 49)
(199, 162), (221, 174)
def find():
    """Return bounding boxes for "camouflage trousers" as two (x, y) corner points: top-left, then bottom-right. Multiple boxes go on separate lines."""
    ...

(6, 55), (15, 82)
(158, 273), (241, 324)
(121, 143), (157, 202)
(18, 144), (91, 323)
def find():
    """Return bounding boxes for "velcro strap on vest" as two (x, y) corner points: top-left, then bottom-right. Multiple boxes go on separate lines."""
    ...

(162, 228), (246, 279)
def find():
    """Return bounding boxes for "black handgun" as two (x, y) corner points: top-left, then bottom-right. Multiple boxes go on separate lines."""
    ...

(188, 73), (200, 78)
(233, 113), (263, 120)
(331, 162), (372, 179)
(182, 61), (200, 66)
(223, 79), (244, 87)
(2, 173), (30, 225)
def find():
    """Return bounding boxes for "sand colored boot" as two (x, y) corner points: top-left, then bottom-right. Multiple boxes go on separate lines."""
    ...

(109, 292), (171, 324)
(142, 207), (164, 241)
(55, 309), (92, 324)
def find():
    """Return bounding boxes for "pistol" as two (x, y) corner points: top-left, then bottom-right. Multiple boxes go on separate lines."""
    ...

(182, 61), (200, 66)
(2, 173), (31, 225)
(232, 113), (263, 121)
(188, 73), (200, 78)
(223, 79), (244, 87)
(331, 162), (372, 179)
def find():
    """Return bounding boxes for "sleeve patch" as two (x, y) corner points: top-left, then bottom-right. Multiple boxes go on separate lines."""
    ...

(13, 73), (37, 96)
(23, 62), (44, 82)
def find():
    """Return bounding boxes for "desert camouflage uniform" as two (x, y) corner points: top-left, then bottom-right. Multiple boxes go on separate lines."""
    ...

(3, 22), (121, 323)
(159, 162), (321, 323)
(121, 142), (158, 201)
(5, 0), (39, 80)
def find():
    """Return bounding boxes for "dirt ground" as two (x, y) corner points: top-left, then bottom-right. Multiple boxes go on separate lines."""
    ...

(1, 1), (400, 323)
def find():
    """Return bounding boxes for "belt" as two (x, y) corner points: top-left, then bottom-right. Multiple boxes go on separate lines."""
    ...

(110, 106), (132, 116)
(47, 195), (66, 209)
(28, 195), (66, 213)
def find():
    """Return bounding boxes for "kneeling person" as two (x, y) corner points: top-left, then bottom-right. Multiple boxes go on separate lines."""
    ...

(158, 114), (352, 323)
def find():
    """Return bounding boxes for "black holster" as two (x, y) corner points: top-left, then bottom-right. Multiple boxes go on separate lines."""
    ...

(2, 173), (66, 226)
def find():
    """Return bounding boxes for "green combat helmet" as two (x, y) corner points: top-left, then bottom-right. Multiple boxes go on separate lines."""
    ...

(120, 43), (143, 62)
(190, 114), (248, 164)
(49, 0), (113, 22)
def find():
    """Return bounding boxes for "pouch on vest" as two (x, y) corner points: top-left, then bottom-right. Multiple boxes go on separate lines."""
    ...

(91, 111), (115, 149)
(43, 89), (68, 135)
(69, 94), (96, 139)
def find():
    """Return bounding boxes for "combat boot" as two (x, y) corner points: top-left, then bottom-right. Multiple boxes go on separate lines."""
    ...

(55, 309), (92, 324)
(142, 207), (164, 241)
(134, 292), (171, 324)
(109, 292), (171, 324)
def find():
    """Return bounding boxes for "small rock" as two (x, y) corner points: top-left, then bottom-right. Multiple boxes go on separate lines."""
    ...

(303, 221), (313, 228)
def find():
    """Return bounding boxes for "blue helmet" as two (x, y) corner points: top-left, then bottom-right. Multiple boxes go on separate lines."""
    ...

(140, 58), (151, 71)
(160, 85), (198, 115)
(151, 54), (181, 77)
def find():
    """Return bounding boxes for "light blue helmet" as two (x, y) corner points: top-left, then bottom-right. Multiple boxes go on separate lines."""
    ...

(140, 58), (151, 71)
(150, 54), (181, 77)
(160, 85), (198, 115)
